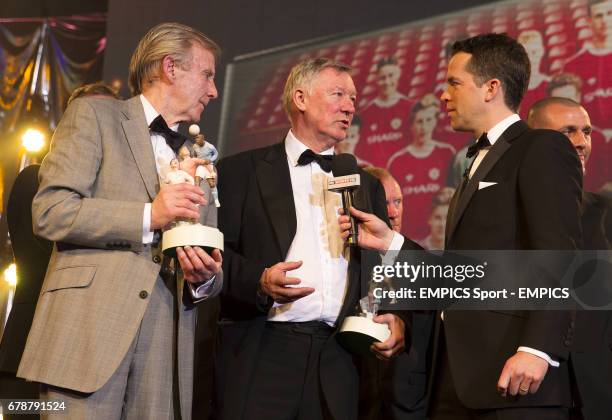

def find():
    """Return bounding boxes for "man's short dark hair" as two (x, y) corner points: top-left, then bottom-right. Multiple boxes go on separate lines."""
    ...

(451, 33), (530, 112)
(589, 0), (609, 13)
(546, 72), (583, 96)
(408, 93), (439, 124)
(375, 56), (399, 71)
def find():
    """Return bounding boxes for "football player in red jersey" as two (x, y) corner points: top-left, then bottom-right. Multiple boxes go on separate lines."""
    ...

(518, 30), (550, 119)
(354, 56), (415, 168)
(387, 95), (455, 240)
(563, 0), (612, 133)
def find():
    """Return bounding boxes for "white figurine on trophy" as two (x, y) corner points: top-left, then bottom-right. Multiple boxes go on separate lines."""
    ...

(190, 125), (220, 207)
(161, 125), (224, 257)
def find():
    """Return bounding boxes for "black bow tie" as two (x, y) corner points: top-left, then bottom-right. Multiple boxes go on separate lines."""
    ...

(466, 133), (491, 159)
(297, 149), (333, 172)
(149, 115), (187, 154)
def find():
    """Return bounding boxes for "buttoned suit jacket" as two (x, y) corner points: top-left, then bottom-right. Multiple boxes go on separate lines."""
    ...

(16, 96), (222, 419)
(214, 142), (417, 420)
(428, 120), (583, 409)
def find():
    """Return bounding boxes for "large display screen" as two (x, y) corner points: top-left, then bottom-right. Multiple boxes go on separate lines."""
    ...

(219, 0), (611, 245)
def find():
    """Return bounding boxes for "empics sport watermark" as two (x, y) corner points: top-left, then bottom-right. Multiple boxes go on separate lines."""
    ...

(363, 250), (612, 310)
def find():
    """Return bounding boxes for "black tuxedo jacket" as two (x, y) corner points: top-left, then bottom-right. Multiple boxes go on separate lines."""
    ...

(432, 120), (583, 409)
(0, 165), (52, 374)
(214, 142), (414, 419)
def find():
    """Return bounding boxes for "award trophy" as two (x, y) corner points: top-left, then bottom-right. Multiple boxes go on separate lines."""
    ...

(161, 125), (224, 257)
(337, 295), (391, 356)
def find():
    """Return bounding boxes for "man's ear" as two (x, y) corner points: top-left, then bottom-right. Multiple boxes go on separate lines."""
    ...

(293, 88), (307, 112)
(484, 78), (502, 102)
(161, 55), (175, 82)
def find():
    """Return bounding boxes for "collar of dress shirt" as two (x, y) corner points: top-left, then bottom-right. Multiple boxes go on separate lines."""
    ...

(284, 130), (334, 167)
(485, 113), (521, 145)
(140, 94), (180, 131)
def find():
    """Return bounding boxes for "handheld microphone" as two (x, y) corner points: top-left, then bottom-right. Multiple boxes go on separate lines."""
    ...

(328, 154), (360, 246)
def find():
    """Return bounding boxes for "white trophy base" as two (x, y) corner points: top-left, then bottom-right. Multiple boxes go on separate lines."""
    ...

(337, 316), (391, 356)
(162, 224), (224, 257)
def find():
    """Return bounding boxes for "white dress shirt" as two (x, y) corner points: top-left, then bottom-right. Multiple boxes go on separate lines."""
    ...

(140, 94), (178, 243)
(469, 113), (520, 178)
(267, 131), (349, 326)
(139, 94), (215, 299)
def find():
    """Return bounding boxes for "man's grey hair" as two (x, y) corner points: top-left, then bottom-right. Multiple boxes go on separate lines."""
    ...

(282, 58), (352, 120)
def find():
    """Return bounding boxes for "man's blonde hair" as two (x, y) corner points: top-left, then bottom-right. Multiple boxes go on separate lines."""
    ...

(282, 58), (351, 120)
(128, 22), (221, 95)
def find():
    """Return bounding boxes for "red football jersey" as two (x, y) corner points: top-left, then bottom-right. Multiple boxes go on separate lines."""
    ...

(563, 48), (612, 131)
(387, 142), (455, 240)
(519, 78), (549, 120)
(355, 95), (415, 168)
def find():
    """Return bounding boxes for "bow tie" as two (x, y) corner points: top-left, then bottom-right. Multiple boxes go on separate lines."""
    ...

(149, 115), (187, 154)
(466, 133), (491, 159)
(297, 149), (333, 172)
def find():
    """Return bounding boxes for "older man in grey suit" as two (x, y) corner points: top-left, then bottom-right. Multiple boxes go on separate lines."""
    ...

(17, 23), (222, 419)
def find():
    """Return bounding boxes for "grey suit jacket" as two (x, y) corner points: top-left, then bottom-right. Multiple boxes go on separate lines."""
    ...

(17, 96), (221, 415)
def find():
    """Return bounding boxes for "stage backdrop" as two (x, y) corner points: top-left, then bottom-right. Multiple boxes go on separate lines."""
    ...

(218, 0), (611, 245)
(0, 15), (107, 267)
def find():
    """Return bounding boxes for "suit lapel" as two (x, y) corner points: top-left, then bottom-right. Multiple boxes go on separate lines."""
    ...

(121, 96), (159, 200)
(446, 120), (527, 242)
(256, 142), (297, 259)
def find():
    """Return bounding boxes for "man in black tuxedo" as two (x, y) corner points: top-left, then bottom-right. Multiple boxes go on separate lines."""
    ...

(214, 58), (415, 420)
(528, 97), (612, 420)
(339, 33), (583, 419)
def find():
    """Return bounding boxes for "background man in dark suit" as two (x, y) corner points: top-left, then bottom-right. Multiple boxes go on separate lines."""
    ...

(358, 167), (431, 420)
(528, 97), (612, 420)
(339, 33), (583, 419)
(0, 165), (50, 420)
(214, 58), (414, 420)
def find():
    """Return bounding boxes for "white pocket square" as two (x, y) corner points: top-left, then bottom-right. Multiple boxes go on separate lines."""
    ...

(478, 181), (497, 190)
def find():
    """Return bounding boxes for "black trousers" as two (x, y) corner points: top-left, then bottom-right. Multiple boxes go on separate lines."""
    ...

(243, 321), (334, 420)
(0, 372), (40, 420)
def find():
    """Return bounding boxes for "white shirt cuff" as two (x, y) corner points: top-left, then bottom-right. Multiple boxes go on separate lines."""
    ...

(143, 203), (154, 244)
(188, 275), (216, 299)
(517, 346), (560, 367)
(388, 231), (405, 251)
(380, 232), (404, 265)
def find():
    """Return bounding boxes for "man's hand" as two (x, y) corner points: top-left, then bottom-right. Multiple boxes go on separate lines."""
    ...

(338, 206), (394, 252)
(259, 261), (314, 304)
(370, 313), (405, 360)
(176, 246), (222, 284)
(179, 157), (208, 178)
(497, 351), (549, 397)
(151, 183), (207, 230)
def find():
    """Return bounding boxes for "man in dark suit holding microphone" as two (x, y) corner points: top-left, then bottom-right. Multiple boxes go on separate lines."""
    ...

(339, 33), (583, 419)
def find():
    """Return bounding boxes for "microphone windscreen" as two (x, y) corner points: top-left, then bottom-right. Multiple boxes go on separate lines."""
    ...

(332, 153), (359, 177)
